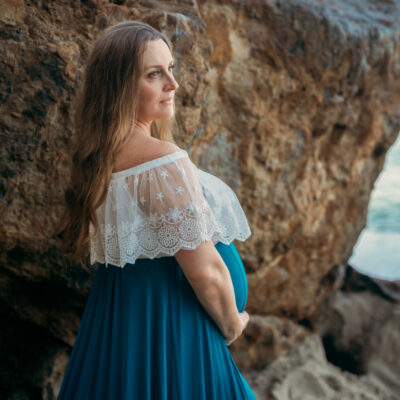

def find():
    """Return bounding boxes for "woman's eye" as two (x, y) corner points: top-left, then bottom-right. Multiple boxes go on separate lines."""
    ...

(148, 70), (160, 78)
(148, 64), (175, 78)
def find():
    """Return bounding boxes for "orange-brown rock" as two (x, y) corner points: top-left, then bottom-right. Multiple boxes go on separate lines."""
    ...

(195, 0), (400, 320)
(1, 0), (400, 398)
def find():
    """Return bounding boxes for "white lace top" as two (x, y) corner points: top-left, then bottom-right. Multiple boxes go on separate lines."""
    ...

(89, 148), (252, 268)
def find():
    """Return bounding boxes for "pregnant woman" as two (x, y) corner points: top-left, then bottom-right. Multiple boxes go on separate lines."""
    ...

(56, 20), (255, 399)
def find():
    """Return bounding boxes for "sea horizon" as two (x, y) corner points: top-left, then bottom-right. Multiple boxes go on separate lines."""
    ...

(349, 133), (400, 281)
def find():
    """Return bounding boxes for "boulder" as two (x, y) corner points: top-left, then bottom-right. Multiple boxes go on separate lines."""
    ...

(1, 0), (400, 397)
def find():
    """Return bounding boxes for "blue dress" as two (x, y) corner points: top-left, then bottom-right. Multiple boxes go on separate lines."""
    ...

(57, 241), (256, 399)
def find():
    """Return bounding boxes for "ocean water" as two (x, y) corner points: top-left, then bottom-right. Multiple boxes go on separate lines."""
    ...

(348, 133), (400, 281)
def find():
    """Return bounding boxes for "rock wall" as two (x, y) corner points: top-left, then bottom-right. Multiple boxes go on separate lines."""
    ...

(1, 0), (400, 398)
(196, 0), (400, 319)
(238, 265), (400, 399)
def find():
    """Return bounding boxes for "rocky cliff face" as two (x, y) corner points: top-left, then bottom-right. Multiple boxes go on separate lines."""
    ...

(197, 0), (400, 320)
(240, 266), (400, 400)
(1, 0), (399, 398)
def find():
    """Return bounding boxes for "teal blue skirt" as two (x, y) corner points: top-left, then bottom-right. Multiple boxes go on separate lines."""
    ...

(57, 241), (256, 399)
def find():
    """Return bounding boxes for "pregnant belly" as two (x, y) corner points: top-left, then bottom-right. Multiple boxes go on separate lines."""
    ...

(215, 241), (248, 313)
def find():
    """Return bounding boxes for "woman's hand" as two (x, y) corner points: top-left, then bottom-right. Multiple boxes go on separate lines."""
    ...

(224, 311), (250, 346)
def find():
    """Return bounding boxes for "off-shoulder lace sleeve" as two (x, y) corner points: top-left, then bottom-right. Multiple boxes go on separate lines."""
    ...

(90, 150), (251, 267)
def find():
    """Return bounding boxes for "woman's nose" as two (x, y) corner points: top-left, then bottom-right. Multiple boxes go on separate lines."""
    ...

(166, 72), (179, 90)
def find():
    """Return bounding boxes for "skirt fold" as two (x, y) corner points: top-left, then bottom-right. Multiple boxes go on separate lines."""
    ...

(58, 242), (256, 400)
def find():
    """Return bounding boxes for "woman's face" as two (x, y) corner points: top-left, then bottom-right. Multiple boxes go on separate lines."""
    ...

(137, 39), (179, 123)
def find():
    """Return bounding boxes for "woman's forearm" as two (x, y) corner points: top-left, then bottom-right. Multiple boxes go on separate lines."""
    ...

(186, 263), (241, 339)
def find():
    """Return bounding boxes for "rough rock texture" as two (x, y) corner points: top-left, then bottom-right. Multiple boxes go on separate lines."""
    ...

(1, 0), (400, 398)
(228, 314), (310, 370)
(314, 265), (400, 399)
(239, 266), (400, 400)
(195, 0), (400, 319)
(243, 333), (397, 400)
(232, 266), (400, 399)
(228, 261), (343, 370)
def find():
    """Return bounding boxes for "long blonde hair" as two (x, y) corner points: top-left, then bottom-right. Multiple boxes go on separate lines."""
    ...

(56, 21), (177, 271)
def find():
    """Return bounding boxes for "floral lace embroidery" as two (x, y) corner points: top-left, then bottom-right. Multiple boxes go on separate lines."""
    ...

(90, 151), (251, 267)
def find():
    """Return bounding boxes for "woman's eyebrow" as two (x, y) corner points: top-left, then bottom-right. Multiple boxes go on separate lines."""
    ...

(145, 60), (175, 70)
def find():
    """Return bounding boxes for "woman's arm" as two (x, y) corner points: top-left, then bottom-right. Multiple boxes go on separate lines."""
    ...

(174, 240), (245, 340)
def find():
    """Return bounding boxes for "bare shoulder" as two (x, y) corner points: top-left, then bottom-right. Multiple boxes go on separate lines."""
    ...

(113, 136), (181, 172)
(141, 138), (181, 162)
(151, 139), (181, 157)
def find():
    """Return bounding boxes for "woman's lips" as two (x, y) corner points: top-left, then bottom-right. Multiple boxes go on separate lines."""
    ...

(160, 97), (173, 104)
